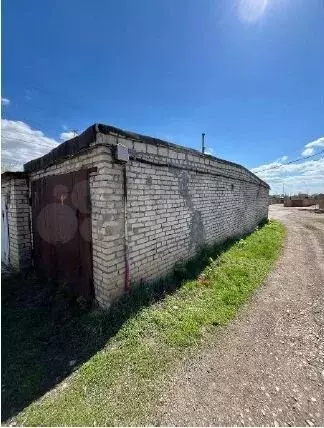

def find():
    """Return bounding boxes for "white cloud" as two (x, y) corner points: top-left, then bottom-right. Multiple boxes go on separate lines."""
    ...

(251, 155), (324, 195)
(280, 155), (288, 162)
(60, 131), (77, 141)
(301, 136), (324, 156)
(1, 97), (10, 106)
(304, 136), (324, 150)
(301, 147), (314, 157)
(1, 119), (58, 171)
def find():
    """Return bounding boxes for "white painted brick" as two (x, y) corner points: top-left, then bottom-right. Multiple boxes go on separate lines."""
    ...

(5, 132), (268, 308)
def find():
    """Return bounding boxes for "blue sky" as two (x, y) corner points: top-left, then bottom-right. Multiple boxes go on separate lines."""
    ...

(2, 0), (324, 194)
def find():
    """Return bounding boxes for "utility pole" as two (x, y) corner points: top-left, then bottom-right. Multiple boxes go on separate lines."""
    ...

(202, 133), (205, 154)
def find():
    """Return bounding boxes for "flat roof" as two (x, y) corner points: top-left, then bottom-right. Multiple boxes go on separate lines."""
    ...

(24, 123), (269, 188)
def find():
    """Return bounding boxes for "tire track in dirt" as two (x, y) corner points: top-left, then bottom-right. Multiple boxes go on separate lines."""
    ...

(155, 206), (324, 427)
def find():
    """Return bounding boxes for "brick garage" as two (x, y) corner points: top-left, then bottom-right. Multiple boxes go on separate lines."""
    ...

(1, 124), (269, 308)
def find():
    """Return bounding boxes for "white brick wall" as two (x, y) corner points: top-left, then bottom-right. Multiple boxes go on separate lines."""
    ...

(98, 132), (269, 297)
(4, 130), (269, 309)
(1, 176), (32, 269)
(126, 159), (268, 284)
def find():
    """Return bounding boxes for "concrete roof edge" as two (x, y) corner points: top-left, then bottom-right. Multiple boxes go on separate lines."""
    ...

(98, 124), (270, 189)
(22, 122), (270, 189)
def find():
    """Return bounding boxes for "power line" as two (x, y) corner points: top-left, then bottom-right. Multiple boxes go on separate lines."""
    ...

(253, 149), (324, 174)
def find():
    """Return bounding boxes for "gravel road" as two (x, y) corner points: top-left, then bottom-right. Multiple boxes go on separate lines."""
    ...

(157, 205), (324, 427)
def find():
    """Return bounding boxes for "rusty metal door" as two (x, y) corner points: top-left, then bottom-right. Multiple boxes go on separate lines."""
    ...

(31, 170), (93, 298)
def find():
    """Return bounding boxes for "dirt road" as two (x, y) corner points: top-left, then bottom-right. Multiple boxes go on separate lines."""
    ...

(157, 205), (324, 426)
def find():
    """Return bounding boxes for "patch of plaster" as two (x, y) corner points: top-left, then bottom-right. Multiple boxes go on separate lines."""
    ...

(189, 210), (205, 251)
(169, 167), (206, 252)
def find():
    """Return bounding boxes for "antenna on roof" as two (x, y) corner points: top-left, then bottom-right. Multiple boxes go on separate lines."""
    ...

(202, 133), (205, 154)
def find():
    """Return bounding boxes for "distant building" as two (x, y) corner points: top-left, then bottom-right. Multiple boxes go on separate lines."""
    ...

(269, 196), (284, 205)
(284, 196), (316, 207)
(319, 197), (324, 211)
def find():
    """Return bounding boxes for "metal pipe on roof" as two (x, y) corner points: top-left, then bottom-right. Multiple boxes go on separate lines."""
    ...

(202, 133), (205, 154)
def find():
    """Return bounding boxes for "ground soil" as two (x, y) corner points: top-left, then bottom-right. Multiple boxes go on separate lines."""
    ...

(157, 205), (324, 426)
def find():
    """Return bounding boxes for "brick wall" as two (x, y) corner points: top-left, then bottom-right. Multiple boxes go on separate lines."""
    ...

(5, 127), (269, 309)
(126, 161), (268, 284)
(97, 131), (269, 297)
(1, 175), (31, 269)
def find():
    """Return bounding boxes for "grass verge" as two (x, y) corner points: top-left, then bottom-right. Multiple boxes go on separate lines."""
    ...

(11, 220), (285, 426)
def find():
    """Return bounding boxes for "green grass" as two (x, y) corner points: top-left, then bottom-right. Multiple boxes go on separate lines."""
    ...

(6, 220), (285, 426)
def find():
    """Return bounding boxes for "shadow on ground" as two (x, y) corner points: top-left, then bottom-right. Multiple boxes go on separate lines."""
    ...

(1, 226), (262, 422)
